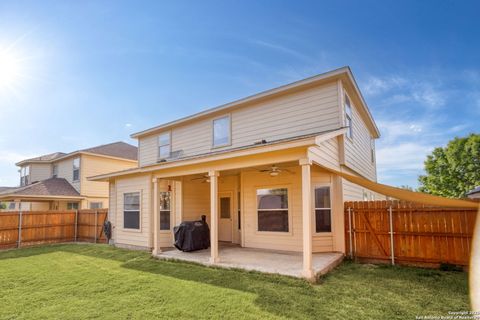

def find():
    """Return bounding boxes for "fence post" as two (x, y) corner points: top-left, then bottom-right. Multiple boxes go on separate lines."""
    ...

(389, 205), (395, 265)
(352, 207), (357, 257)
(94, 210), (98, 243)
(74, 210), (78, 242)
(17, 210), (23, 248)
(348, 207), (353, 258)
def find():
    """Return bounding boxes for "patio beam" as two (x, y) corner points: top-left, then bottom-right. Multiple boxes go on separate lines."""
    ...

(209, 170), (219, 263)
(300, 158), (314, 279)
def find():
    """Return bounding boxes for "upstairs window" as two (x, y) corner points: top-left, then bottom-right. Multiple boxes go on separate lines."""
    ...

(73, 158), (80, 181)
(344, 94), (353, 139)
(52, 164), (58, 178)
(158, 132), (171, 160)
(124, 192), (140, 229)
(257, 188), (289, 232)
(159, 191), (171, 230)
(315, 186), (332, 233)
(20, 166), (30, 186)
(213, 115), (231, 148)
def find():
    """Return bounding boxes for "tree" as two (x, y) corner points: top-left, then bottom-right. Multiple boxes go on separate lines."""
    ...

(418, 133), (480, 198)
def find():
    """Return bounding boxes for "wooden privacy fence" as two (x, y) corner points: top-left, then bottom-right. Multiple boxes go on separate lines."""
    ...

(0, 209), (108, 250)
(344, 201), (478, 267)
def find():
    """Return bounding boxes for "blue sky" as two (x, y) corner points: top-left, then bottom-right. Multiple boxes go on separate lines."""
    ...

(0, 1), (479, 187)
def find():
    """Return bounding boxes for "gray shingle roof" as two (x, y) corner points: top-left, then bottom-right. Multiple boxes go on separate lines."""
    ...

(21, 152), (67, 163)
(467, 186), (480, 195)
(80, 141), (137, 160)
(0, 178), (80, 197)
(17, 141), (138, 166)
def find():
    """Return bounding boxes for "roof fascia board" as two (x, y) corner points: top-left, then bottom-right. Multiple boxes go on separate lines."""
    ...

(131, 67), (350, 139)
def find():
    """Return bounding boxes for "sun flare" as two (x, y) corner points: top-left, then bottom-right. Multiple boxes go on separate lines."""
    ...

(0, 50), (23, 88)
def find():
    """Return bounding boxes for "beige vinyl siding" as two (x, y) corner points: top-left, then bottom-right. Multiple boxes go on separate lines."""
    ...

(114, 175), (151, 248)
(181, 178), (210, 223)
(309, 137), (340, 171)
(80, 154), (137, 198)
(343, 89), (377, 181)
(343, 179), (386, 201)
(29, 163), (52, 183)
(55, 158), (80, 192)
(241, 166), (340, 252)
(138, 82), (341, 167)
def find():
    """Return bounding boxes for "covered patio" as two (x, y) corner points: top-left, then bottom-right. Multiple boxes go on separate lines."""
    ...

(156, 243), (344, 278)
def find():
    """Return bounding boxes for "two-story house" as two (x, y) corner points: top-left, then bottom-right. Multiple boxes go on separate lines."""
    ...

(0, 142), (138, 211)
(89, 67), (384, 279)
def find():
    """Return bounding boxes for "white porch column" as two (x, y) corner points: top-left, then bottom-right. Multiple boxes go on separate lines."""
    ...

(300, 158), (314, 279)
(152, 178), (161, 255)
(209, 170), (219, 263)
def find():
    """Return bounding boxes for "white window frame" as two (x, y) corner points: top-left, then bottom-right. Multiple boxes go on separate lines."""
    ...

(159, 191), (171, 232)
(67, 202), (79, 210)
(255, 184), (292, 235)
(158, 131), (171, 160)
(212, 115), (231, 148)
(20, 166), (30, 186)
(123, 191), (141, 232)
(73, 157), (80, 182)
(344, 94), (353, 140)
(90, 202), (103, 209)
(52, 164), (58, 178)
(313, 184), (333, 235)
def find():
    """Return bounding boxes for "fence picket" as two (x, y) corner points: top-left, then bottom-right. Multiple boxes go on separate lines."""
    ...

(0, 209), (108, 249)
(344, 201), (477, 267)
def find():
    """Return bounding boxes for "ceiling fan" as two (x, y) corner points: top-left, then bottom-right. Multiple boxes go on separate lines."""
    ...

(259, 165), (293, 177)
(191, 174), (210, 183)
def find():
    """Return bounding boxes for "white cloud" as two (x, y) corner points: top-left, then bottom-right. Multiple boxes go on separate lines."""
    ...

(363, 74), (446, 109)
(376, 142), (434, 172)
(125, 123), (132, 128)
(363, 76), (407, 96)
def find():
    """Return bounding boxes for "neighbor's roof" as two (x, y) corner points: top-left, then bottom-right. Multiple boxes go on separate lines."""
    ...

(21, 152), (67, 163)
(467, 186), (480, 196)
(0, 178), (82, 200)
(0, 187), (16, 193)
(16, 141), (138, 166)
(130, 66), (380, 139)
(80, 142), (138, 161)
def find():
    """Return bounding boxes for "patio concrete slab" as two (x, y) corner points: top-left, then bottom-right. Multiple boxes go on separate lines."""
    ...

(155, 244), (344, 279)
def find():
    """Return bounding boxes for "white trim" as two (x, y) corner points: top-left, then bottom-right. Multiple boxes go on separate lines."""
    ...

(254, 184), (292, 236)
(344, 92), (354, 141)
(157, 131), (172, 160)
(313, 183), (333, 235)
(158, 190), (172, 233)
(211, 114), (232, 149)
(72, 157), (81, 182)
(122, 191), (142, 232)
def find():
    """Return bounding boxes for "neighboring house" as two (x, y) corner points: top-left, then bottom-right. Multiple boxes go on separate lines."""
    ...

(89, 67), (384, 279)
(467, 186), (480, 199)
(0, 142), (138, 211)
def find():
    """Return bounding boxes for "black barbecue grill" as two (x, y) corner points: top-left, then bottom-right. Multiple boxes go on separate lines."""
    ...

(173, 215), (210, 252)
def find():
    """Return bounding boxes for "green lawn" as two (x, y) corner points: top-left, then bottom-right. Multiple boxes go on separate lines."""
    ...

(0, 244), (469, 319)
